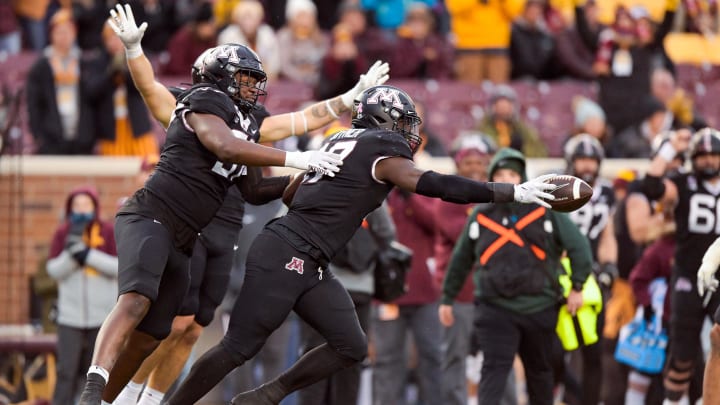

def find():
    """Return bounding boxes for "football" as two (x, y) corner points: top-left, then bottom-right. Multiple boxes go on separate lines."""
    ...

(542, 175), (592, 212)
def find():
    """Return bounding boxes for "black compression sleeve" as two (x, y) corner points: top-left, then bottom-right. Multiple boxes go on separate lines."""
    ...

(415, 171), (513, 204)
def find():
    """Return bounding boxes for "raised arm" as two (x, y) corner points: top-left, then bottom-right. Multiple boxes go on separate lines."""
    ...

(108, 3), (176, 128)
(259, 61), (390, 142)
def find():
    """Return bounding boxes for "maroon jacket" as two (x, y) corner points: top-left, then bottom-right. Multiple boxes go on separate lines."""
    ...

(162, 26), (217, 76)
(433, 200), (475, 303)
(49, 186), (116, 259)
(629, 235), (674, 323)
(390, 35), (454, 80)
(387, 190), (439, 305)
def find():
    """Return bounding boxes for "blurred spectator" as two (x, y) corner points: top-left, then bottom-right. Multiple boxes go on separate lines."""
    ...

(510, 0), (556, 80)
(26, 9), (95, 154)
(161, 1), (216, 76)
(570, 96), (609, 146)
(434, 134), (495, 405)
(553, 0), (598, 80)
(391, 2), (453, 80)
(313, 0), (345, 31)
(607, 96), (670, 158)
(213, 0), (240, 28)
(13, 0), (51, 51)
(414, 100), (448, 158)
(277, 0), (329, 86)
(650, 67), (707, 130)
(440, 147), (591, 405)
(446, 0), (524, 84)
(0, 2), (21, 55)
(86, 22), (158, 157)
(361, 0), (437, 30)
(478, 84), (547, 157)
(127, 0), (179, 56)
(583, 1), (677, 134)
(71, 0), (112, 51)
(46, 186), (118, 405)
(374, 189), (442, 405)
(682, 0), (718, 35)
(218, 0), (280, 81)
(338, 3), (393, 65)
(314, 23), (367, 100)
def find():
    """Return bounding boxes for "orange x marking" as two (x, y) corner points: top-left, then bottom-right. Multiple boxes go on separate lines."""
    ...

(476, 206), (546, 265)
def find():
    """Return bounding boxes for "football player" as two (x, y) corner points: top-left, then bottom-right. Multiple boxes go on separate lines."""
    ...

(76, 13), (354, 405)
(643, 128), (720, 404)
(561, 133), (618, 405)
(97, 4), (393, 405)
(164, 84), (559, 405)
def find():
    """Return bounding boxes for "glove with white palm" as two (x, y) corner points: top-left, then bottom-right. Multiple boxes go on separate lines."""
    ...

(340, 60), (390, 107)
(284, 150), (343, 177)
(698, 236), (720, 297)
(513, 173), (557, 208)
(108, 3), (147, 59)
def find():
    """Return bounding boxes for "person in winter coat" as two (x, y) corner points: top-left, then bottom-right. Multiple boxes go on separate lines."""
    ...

(47, 186), (118, 405)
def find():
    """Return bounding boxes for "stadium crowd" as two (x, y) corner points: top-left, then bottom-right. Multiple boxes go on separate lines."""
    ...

(0, 0), (720, 405)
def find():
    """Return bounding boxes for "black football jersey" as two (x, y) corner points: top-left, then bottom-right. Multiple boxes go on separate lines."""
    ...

(673, 173), (720, 277)
(568, 179), (616, 260)
(269, 128), (413, 261)
(119, 84), (260, 238)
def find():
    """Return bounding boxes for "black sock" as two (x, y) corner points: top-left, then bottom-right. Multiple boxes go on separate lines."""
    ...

(78, 373), (106, 405)
(165, 344), (243, 405)
(276, 343), (356, 394)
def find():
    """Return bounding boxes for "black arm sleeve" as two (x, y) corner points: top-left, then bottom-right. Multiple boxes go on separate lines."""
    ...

(640, 174), (666, 201)
(415, 171), (513, 204)
(236, 167), (291, 205)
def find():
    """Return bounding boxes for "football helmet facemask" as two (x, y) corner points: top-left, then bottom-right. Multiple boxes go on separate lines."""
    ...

(196, 44), (267, 111)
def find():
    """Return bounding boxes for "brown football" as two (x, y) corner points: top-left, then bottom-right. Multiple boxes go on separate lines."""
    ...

(543, 175), (593, 213)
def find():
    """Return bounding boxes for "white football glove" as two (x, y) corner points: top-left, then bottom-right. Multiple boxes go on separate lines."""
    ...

(340, 60), (390, 107)
(284, 150), (343, 177)
(108, 3), (147, 59)
(697, 236), (720, 296)
(513, 173), (557, 209)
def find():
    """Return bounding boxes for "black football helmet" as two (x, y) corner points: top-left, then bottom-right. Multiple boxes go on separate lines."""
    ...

(352, 85), (423, 153)
(690, 127), (720, 179)
(191, 47), (214, 85)
(196, 44), (267, 111)
(564, 133), (604, 184)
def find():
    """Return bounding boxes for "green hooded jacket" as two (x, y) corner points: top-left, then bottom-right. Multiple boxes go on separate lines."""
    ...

(441, 148), (592, 314)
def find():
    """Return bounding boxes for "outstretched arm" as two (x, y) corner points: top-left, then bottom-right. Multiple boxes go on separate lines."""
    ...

(109, 3), (176, 128)
(259, 61), (390, 142)
(374, 157), (555, 207)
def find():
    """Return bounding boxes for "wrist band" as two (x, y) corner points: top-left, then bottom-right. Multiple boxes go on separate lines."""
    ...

(125, 45), (143, 59)
(301, 112), (308, 134)
(657, 142), (677, 162)
(290, 112), (296, 136)
(325, 100), (340, 119)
